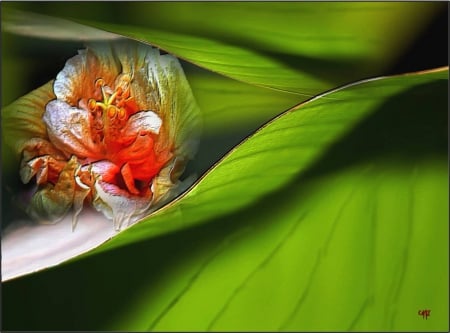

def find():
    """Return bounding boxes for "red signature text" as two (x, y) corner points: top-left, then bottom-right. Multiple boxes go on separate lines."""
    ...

(418, 309), (431, 320)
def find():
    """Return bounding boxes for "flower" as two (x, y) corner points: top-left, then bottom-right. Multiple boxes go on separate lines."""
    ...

(5, 41), (200, 230)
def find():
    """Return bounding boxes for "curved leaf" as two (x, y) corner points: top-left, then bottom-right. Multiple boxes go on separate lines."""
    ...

(92, 68), (448, 255)
(2, 68), (447, 331)
(2, 3), (443, 94)
(188, 69), (302, 135)
(124, 2), (438, 63)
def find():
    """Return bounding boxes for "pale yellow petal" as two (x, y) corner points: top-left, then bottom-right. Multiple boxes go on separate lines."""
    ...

(144, 52), (202, 203)
(2, 81), (55, 154)
(53, 44), (121, 107)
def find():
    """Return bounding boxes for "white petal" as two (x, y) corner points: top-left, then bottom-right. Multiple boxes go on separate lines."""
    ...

(124, 111), (162, 136)
(93, 180), (152, 231)
(53, 46), (120, 106)
(43, 100), (99, 158)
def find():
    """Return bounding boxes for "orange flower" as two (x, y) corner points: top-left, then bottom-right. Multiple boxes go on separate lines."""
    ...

(6, 42), (200, 230)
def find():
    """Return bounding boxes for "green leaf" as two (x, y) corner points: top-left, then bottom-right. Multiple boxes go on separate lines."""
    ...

(187, 68), (302, 135)
(124, 2), (436, 61)
(2, 3), (443, 95)
(3, 68), (447, 331)
(186, 67), (304, 174)
(91, 68), (448, 255)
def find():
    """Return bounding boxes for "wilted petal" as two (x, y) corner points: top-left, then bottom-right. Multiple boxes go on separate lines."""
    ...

(93, 180), (152, 230)
(27, 156), (79, 223)
(120, 47), (201, 160)
(85, 160), (153, 228)
(110, 110), (169, 182)
(21, 137), (66, 162)
(151, 158), (179, 207)
(44, 100), (100, 159)
(124, 110), (162, 136)
(54, 45), (121, 107)
(125, 49), (201, 205)
(20, 137), (67, 185)
(72, 171), (92, 231)
(20, 156), (49, 184)
(20, 155), (66, 185)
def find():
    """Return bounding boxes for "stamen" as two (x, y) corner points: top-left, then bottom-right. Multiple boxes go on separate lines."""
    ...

(96, 102), (107, 111)
(118, 108), (127, 120)
(95, 78), (105, 88)
(88, 99), (97, 112)
(100, 86), (108, 104)
(108, 91), (119, 105)
(90, 77), (134, 127)
(107, 105), (117, 119)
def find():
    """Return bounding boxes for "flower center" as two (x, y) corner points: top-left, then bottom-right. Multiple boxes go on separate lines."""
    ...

(86, 75), (140, 146)
(87, 77), (132, 122)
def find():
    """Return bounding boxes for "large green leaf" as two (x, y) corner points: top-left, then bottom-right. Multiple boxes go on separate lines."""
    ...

(2, 3), (443, 95)
(120, 3), (434, 58)
(2, 68), (447, 331)
(88, 68), (448, 255)
(113, 162), (447, 332)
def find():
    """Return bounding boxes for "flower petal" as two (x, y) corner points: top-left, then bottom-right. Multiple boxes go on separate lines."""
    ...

(85, 160), (120, 184)
(53, 44), (121, 107)
(27, 156), (79, 223)
(124, 110), (162, 135)
(148, 53), (201, 159)
(43, 100), (100, 159)
(20, 155), (66, 185)
(19, 137), (67, 186)
(2, 81), (55, 154)
(114, 44), (201, 204)
(87, 160), (153, 230)
(113, 44), (201, 159)
(93, 180), (152, 230)
(151, 158), (179, 207)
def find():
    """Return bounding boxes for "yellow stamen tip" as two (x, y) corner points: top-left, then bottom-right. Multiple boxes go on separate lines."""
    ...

(88, 99), (97, 111)
(107, 106), (117, 119)
(118, 108), (127, 120)
(95, 78), (105, 88)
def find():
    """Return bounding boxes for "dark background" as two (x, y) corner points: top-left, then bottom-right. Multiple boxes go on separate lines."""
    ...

(385, 3), (448, 75)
